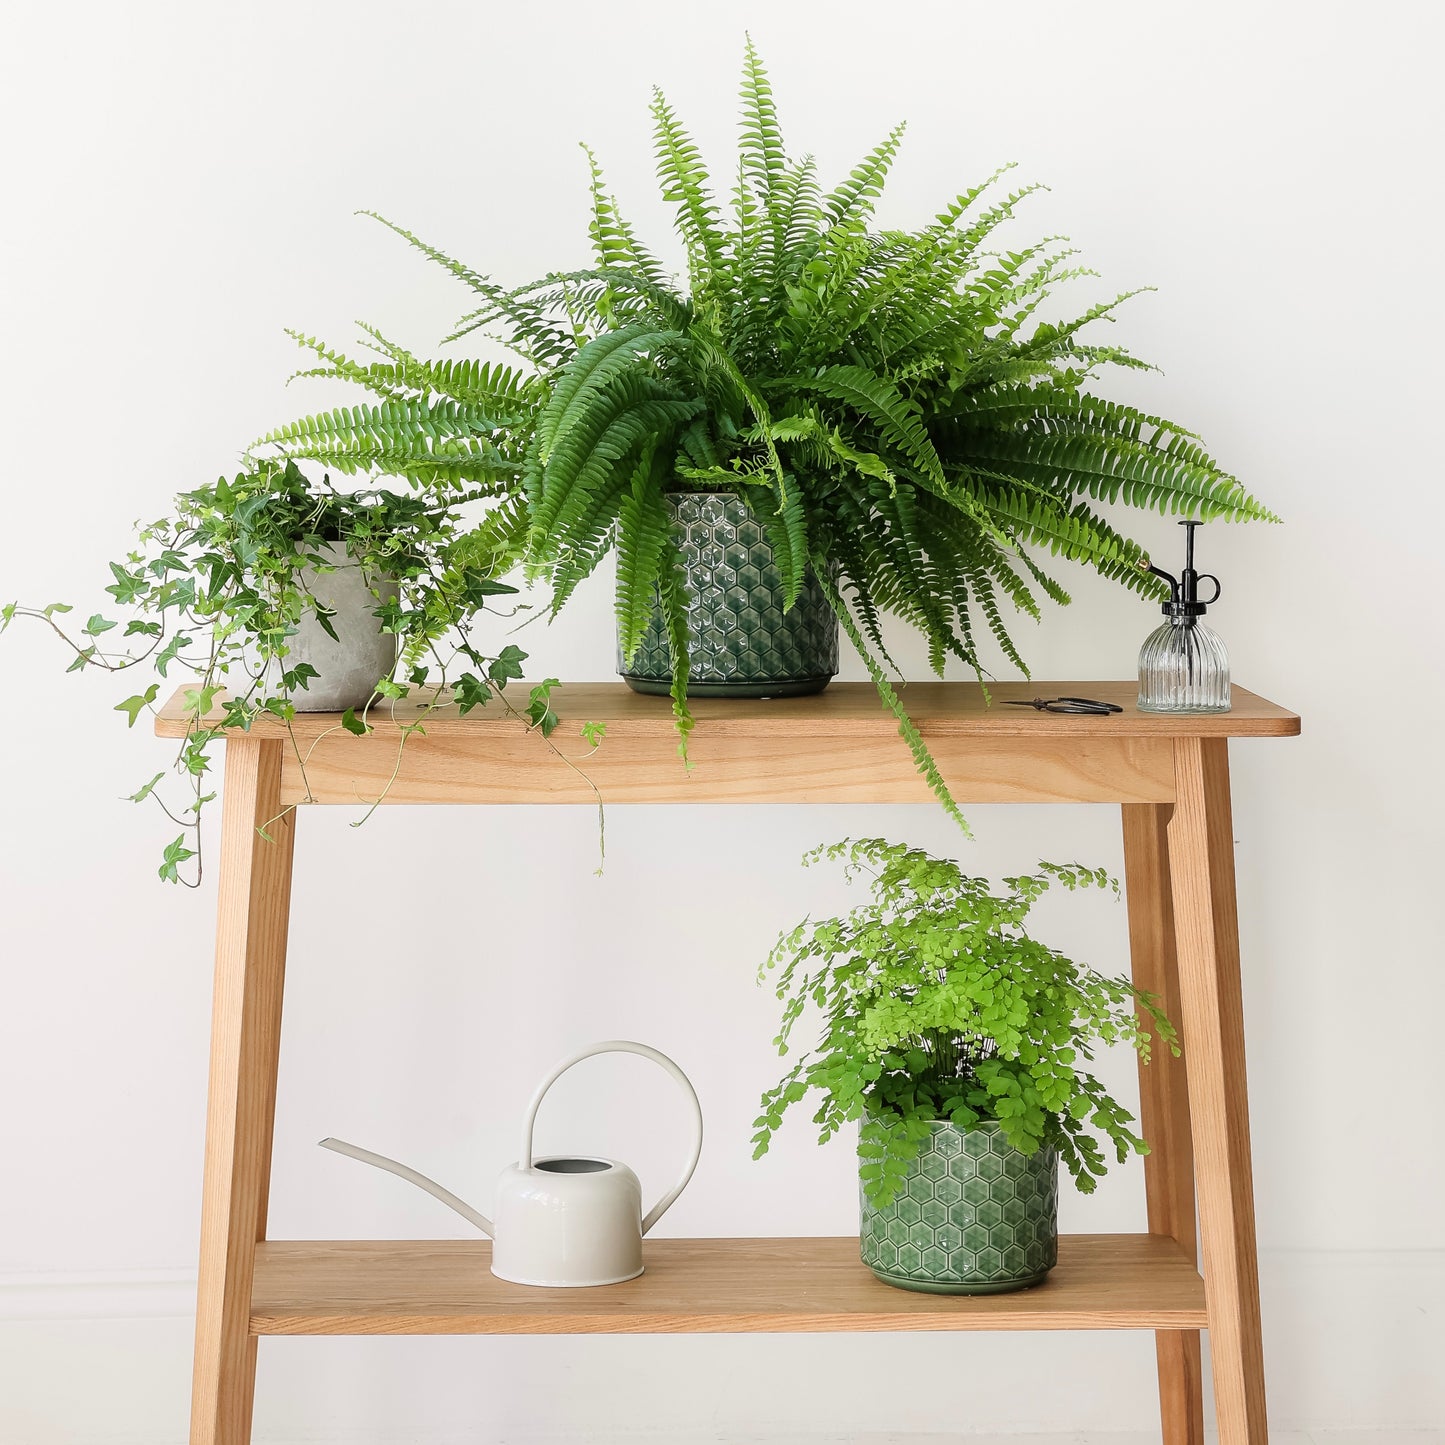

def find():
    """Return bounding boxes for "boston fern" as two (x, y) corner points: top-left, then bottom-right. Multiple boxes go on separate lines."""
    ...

(254, 42), (1273, 820)
(753, 839), (1176, 1207)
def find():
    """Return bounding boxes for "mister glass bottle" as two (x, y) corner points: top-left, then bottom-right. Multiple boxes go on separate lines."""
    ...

(1137, 521), (1230, 714)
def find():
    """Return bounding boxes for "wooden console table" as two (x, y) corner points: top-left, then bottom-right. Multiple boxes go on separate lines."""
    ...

(155, 679), (1299, 1445)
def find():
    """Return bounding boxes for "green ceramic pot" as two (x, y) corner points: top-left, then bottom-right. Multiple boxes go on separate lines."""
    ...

(618, 491), (839, 698)
(859, 1119), (1059, 1295)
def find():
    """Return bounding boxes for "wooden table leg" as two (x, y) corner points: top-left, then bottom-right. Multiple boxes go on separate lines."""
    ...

(1122, 803), (1205, 1445)
(190, 739), (295, 1445)
(1167, 738), (1269, 1443)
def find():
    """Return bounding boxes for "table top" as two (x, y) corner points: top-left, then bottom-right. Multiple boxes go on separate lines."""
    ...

(155, 680), (1299, 742)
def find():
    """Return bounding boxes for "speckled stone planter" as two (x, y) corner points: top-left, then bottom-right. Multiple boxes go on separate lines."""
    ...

(284, 542), (399, 712)
(618, 491), (838, 698)
(859, 1119), (1059, 1295)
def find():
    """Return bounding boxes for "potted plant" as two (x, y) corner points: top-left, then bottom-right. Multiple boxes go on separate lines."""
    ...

(752, 838), (1175, 1294)
(254, 42), (1272, 820)
(3, 459), (543, 883)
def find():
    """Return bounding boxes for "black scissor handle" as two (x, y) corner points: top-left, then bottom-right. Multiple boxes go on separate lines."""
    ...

(1056, 697), (1124, 714)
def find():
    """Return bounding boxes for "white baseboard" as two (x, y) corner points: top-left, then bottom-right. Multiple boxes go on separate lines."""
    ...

(1, 1249), (1440, 1444)
(0, 1266), (194, 1321)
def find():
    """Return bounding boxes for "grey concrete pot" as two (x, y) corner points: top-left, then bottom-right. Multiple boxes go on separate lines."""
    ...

(283, 542), (400, 712)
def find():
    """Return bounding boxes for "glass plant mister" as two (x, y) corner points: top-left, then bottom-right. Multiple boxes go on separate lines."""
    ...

(1137, 521), (1230, 714)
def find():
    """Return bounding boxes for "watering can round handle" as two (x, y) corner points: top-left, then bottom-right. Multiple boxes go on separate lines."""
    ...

(518, 1040), (704, 1234)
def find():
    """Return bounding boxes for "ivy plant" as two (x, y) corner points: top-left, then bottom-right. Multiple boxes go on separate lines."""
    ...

(2, 460), (556, 884)
(254, 41), (1273, 825)
(753, 838), (1176, 1207)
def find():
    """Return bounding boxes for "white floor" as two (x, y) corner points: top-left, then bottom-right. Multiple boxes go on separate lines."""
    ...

(532, 1437), (1445, 1444)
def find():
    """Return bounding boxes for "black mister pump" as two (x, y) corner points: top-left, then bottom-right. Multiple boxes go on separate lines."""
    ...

(1137, 521), (1231, 713)
(1146, 520), (1222, 619)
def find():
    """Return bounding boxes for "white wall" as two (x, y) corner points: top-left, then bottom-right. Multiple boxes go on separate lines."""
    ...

(1, 1), (1442, 1441)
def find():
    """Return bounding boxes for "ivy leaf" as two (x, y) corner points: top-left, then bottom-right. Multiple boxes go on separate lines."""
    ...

(124, 620), (163, 637)
(526, 678), (560, 737)
(114, 683), (160, 728)
(126, 772), (166, 803)
(0, 602), (14, 632)
(104, 562), (149, 605)
(339, 707), (369, 736)
(83, 613), (118, 636)
(42, 603), (73, 618)
(154, 632), (190, 677)
(281, 662), (320, 691)
(313, 605), (340, 642)
(148, 548), (187, 576)
(221, 697), (257, 731)
(183, 684), (223, 717)
(157, 834), (197, 883)
(486, 644), (527, 687)
(452, 672), (491, 715)
(459, 569), (520, 605)
(581, 720), (606, 747)
(180, 734), (214, 777)
(66, 646), (97, 673)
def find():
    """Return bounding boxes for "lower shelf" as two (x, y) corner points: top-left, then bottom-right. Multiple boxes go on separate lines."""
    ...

(250, 1234), (1205, 1336)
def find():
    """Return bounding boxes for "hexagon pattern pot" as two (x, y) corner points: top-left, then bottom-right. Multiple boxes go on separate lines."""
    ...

(859, 1119), (1059, 1294)
(618, 491), (839, 698)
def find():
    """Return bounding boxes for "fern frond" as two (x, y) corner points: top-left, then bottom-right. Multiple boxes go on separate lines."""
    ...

(251, 400), (523, 488)
(447, 496), (530, 577)
(658, 536), (695, 760)
(750, 485), (809, 612)
(972, 482), (1160, 596)
(822, 121), (906, 232)
(286, 327), (540, 413)
(358, 210), (496, 296)
(816, 564), (970, 836)
(791, 365), (946, 488)
(534, 323), (681, 468)
(615, 445), (673, 665)
(739, 36), (788, 201)
(582, 145), (671, 292)
(960, 420), (1272, 522)
(650, 88), (729, 314)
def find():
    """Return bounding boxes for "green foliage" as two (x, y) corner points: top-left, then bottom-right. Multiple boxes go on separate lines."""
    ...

(7, 460), (530, 884)
(507, 41), (1273, 772)
(253, 42), (1273, 821)
(753, 838), (1177, 1206)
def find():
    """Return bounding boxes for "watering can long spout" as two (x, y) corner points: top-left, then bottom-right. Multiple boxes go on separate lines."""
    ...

(319, 1137), (494, 1236)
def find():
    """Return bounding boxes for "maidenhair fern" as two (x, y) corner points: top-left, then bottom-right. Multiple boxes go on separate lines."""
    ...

(252, 40), (1274, 818)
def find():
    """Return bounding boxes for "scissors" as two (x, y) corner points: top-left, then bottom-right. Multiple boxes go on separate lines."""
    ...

(1003, 696), (1124, 715)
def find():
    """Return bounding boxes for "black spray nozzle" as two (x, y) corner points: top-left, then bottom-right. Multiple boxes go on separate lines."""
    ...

(1144, 520), (1221, 618)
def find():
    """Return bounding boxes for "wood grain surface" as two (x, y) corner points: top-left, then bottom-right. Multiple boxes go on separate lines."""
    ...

(156, 680), (1300, 741)
(249, 1234), (1207, 1336)
(190, 740), (295, 1445)
(1124, 803), (1206, 1445)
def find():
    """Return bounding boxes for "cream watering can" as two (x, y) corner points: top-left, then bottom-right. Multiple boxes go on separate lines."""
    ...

(320, 1041), (703, 1288)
